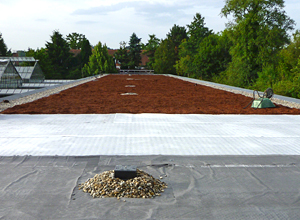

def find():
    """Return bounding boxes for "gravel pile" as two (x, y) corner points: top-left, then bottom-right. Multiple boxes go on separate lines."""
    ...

(0, 76), (102, 112)
(78, 169), (167, 199)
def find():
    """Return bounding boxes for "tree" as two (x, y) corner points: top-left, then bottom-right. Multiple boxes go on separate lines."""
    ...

(166, 24), (187, 59)
(221, 0), (295, 87)
(174, 39), (191, 76)
(114, 41), (130, 69)
(175, 13), (212, 77)
(153, 25), (187, 75)
(253, 30), (300, 98)
(26, 48), (58, 79)
(46, 30), (73, 78)
(277, 30), (300, 81)
(153, 38), (176, 74)
(66, 32), (86, 49)
(143, 34), (160, 69)
(193, 31), (232, 80)
(186, 13), (212, 54)
(0, 33), (8, 56)
(128, 33), (142, 69)
(80, 38), (92, 65)
(82, 41), (116, 76)
(68, 37), (92, 79)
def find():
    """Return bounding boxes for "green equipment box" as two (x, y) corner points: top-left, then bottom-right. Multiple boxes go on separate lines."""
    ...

(251, 98), (275, 108)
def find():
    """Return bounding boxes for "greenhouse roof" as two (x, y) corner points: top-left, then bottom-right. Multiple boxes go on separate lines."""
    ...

(0, 57), (44, 83)
(16, 66), (35, 80)
(0, 62), (7, 78)
(0, 59), (12, 78)
(0, 57), (36, 62)
(0, 59), (22, 89)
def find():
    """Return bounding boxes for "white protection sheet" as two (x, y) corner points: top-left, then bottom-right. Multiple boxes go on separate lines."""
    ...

(1, 114), (300, 156)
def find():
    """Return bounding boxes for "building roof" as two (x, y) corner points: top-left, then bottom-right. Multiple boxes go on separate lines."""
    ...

(0, 57), (35, 62)
(69, 49), (81, 57)
(1, 75), (300, 219)
(107, 49), (117, 57)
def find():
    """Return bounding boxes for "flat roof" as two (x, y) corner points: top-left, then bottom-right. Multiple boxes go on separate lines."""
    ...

(1, 75), (300, 219)
(1, 113), (300, 219)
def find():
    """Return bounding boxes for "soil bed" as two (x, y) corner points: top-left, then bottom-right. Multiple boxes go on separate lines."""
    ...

(2, 74), (300, 114)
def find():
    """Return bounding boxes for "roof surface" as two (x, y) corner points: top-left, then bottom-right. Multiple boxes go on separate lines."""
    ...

(1, 114), (300, 156)
(1, 75), (300, 219)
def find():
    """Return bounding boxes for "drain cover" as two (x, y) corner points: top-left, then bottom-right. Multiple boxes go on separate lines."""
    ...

(114, 165), (137, 180)
(125, 85), (136, 87)
(121, 93), (138, 95)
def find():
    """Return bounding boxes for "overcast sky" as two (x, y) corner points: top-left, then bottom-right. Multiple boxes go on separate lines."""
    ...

(1, 0), (300, 51)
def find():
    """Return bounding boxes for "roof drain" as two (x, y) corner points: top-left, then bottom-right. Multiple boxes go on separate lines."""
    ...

(114, 165), (137, 180)
(121, 93), (138, 95)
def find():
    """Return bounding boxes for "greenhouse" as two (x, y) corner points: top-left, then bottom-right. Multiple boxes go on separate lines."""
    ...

(0, 58), (22, 89)
(7, 57), (45, 83)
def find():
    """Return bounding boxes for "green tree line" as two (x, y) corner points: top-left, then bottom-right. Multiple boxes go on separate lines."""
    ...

(0, 31), (118, 79)
(26, 31), (109, 79)
(151, 0), (300, 99)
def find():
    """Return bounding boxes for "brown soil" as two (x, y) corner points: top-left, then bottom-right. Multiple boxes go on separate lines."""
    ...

(2, 74), (300, 114)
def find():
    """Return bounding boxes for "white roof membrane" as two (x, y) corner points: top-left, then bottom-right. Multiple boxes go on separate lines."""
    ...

(1, 114), (300, 156)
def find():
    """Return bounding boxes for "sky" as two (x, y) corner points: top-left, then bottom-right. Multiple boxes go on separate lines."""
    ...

(1, 0), (300, 51)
